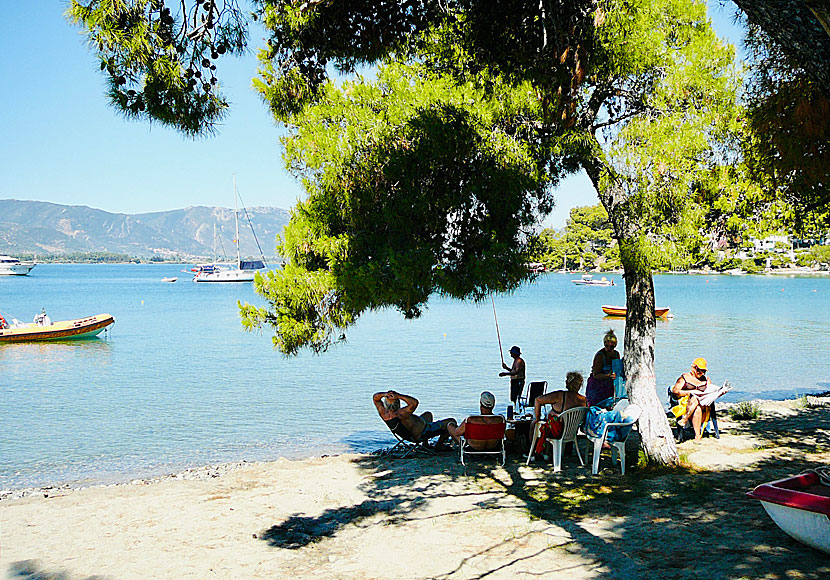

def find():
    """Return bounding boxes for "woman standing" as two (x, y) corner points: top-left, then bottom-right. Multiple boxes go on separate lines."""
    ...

(586, 329), (620, 407)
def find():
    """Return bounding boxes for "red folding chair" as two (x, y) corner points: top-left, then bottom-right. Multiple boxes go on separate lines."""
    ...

(459, 416), (506, 466)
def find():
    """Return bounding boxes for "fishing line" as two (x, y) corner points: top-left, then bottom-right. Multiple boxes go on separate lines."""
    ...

(492, 296), (505, 366)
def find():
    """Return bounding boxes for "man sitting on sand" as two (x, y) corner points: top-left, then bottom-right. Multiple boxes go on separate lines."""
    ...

(447, 391), (504, 450)
(373, 390), (455, 449)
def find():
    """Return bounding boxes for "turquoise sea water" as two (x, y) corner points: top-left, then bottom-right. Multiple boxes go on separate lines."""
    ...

(2, 264), (829, 490)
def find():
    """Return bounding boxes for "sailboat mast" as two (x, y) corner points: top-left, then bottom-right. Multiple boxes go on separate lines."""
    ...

(233, 175), (241, 266)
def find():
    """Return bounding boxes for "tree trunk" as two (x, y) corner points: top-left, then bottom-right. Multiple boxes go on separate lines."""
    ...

(584, 157), (680, 466)
(622, 263), (680, 465)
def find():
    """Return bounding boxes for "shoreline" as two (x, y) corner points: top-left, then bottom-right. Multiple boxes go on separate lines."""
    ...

(3, 392), (828, 502)
(3, 396), (829, 579)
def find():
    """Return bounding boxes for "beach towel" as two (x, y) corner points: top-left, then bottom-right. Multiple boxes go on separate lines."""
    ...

(586, 407), (635, 443)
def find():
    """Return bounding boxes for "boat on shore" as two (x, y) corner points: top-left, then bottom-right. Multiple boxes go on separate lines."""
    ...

(0, 255), (36, 276)
(748, 470), (830, 554)
(0, 312), (114, 342)
(602, 305), (670, 318)
(572, 274), (614, 286)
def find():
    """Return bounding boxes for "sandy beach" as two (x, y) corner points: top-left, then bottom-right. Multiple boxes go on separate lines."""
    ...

(3, 397), (830, 580)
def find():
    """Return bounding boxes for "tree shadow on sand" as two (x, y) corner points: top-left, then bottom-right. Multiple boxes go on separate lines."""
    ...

(7, 559), (107, 580)
(258, 405), (830, 579)
(260, 496), (425, 548)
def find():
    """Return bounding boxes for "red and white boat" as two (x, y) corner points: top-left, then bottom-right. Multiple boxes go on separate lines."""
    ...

(747, 470), (830, 554)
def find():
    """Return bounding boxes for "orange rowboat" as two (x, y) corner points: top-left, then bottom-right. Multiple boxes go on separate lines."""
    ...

(602, 305), (670, 318)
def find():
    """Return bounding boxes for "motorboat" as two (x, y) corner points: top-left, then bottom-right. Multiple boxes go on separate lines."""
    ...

(192, 177), (267, 283)
(161, 277), (178, 283)
(572, 274), (614, 286)
(0, 311), (114, 342)
(748, 470), (830, 554)
(602, 305), (671, 318)
(0, 255), (36, 276)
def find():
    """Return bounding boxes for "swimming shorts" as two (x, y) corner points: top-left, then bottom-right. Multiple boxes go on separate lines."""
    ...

(420, 420), (444, 440)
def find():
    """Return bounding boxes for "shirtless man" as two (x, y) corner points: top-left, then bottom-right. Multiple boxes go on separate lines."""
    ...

(373, 390), (455, 448)
(499, 345), (526, 408)
(447, 391), (504, 450)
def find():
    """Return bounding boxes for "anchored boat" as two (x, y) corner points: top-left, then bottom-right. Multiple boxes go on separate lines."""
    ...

(602, 305), (671, 318)
(0, 312), (114, 342)
(748, 470), (830, 554)
(192, 177), (267, 283)
(0, 255), (36, 276)
(572, 274), (615, 286)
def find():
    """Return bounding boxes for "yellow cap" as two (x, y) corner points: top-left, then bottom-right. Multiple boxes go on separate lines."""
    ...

(692, 357), (708, 371)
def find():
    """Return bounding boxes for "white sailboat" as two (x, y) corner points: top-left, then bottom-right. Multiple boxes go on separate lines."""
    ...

(192, 177), (267, 283)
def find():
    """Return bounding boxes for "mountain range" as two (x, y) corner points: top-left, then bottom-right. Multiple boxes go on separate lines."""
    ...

(0, 199), (291, 259)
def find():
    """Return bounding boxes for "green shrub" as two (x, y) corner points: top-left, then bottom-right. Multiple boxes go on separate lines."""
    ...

(729, 400), (761, 420)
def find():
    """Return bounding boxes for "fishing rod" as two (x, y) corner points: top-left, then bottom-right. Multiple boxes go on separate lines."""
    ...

(491, 296), (505, 366)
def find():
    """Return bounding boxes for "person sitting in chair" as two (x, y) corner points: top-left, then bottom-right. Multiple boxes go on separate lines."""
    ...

(373, 390), (455, 449)
(529, 372), (587, 460)
(671, 358), (731, 442)
(532, 371), (587, 424)
(447, 391), (504, 450)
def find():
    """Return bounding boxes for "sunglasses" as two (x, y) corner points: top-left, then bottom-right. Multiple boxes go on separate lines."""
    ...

(693, 366), (707, 374)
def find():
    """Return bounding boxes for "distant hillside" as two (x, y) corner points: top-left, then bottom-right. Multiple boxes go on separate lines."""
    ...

(0, 199), (290, 259)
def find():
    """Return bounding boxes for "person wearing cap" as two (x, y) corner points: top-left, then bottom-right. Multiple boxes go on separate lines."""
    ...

(499, 345), (526, 407)
(671, 358), (731, 442)
(586, 329), (621, 407)
(447, 391), (504, 450)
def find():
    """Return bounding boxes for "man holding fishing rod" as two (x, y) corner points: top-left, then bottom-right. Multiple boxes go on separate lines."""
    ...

(499, 345), (526, 409)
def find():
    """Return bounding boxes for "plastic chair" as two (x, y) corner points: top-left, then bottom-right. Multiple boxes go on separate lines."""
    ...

(459, 416), (506, 466)
(526, 406), (588, 472)
(518, 381), (547, 414)
(586, 400), (641, 475)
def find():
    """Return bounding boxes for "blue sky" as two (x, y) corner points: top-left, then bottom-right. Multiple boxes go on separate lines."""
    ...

(0, 2), (745, 226)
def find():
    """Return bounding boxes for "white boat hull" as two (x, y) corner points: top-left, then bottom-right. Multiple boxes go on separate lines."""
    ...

(759, 501), (830, 554)
(193, 269), (258, 282)
(0, 261), (36, 276)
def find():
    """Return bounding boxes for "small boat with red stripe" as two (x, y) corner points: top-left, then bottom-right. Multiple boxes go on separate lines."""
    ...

(0, 310), (114, 343)
(748, 469), (830, 554)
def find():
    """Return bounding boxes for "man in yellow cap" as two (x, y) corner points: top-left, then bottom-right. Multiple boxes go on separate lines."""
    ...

(671, 358), (731, 441)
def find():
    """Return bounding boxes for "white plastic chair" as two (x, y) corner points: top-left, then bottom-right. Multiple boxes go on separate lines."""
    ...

(586, 400), (641, 475)
(526, 406), (588, 472)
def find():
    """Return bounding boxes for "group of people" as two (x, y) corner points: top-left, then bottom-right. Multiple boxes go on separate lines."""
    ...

(372, 389), (503, 452)
(373, 329), (732, 455)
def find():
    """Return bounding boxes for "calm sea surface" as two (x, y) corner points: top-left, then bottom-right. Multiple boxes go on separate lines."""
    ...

(2, 265), (829, 490)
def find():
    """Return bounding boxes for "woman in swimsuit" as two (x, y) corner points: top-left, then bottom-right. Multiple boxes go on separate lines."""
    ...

(586, 329), (620, 407)
(671, 358), (711, 442)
